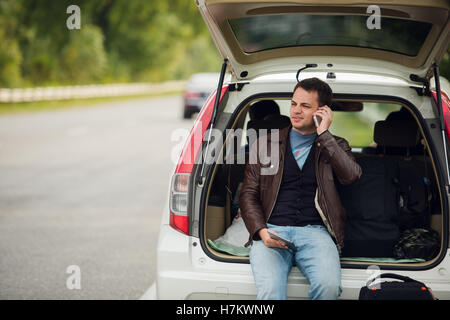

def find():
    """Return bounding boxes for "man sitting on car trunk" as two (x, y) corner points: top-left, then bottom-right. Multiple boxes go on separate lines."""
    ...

(239, 77), (362, 300)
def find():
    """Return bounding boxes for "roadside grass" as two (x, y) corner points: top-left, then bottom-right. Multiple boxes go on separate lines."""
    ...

(0, 90), (183, 115)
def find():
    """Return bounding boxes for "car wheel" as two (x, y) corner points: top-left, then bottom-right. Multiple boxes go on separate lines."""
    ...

(183, 109), (192, 119)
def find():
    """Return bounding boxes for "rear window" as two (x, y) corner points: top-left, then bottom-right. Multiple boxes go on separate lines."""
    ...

(329, 102), (401, 147)
(241, 100), (401, 148)
(228, 14), (432, 56)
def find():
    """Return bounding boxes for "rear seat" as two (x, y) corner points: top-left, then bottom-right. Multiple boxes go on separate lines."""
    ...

(361, 107), (423, 156)
(374, 110), (436, 230)
(207, 101), (290, 236)
(340, 108), (437, 258)
(225, 102), (290, 225)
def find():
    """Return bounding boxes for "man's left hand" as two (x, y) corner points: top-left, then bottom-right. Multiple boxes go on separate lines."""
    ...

(314, 105), (333, 135)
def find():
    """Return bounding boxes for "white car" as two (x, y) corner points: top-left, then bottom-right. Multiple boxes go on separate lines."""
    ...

(156, 0), (450, 299)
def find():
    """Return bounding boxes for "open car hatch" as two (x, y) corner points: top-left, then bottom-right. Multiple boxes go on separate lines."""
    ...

(197, 0), (449, 82)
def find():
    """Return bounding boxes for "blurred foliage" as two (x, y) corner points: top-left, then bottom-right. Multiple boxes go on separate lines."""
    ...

(60, 25), (107, 83)
(0, 0), (22, 87)
(440, 50), (450, 81)
(0, 1), (448, 88)
(0, 0), (221, 87)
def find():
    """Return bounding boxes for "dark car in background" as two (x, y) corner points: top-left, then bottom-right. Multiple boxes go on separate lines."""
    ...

(183, 73), (230, 119)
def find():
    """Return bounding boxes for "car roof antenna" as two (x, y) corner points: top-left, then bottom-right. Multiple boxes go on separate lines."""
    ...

(296, 64), (318, 82)
(197, 58), (228, 186)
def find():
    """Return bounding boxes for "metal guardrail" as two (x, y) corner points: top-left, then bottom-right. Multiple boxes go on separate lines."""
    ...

(0, 80), (187, 103)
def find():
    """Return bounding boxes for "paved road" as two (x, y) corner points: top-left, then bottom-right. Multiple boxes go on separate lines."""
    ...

(0, 95), (194, 299)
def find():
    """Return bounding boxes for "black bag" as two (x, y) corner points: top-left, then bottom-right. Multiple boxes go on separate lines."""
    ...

(359, 273), (435, 300)
(393, 228), (440, 260)
(338, 157), (400, 257)
(394, 161), (431, 231)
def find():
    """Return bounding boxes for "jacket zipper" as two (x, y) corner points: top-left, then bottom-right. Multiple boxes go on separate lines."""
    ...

(266, 145), (284, 223)
(245, 142), (284, 247)
(314, 146), (338, 243)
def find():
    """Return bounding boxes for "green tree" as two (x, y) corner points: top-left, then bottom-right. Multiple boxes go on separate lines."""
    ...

(60, 25), (108, 84)
(440, 51), (450, 80)
(0, 34), (22, 87)
(0, 0), (23, 86)
(0, 0), (222, 86)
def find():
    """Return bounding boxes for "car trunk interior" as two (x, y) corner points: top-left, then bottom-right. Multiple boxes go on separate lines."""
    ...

(201, 96), (446, 269)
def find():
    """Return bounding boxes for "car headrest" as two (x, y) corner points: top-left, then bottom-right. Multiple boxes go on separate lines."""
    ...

(247, 115), (291, 135)
(374, 115), (420, 148)
(249, 100), (280, 120)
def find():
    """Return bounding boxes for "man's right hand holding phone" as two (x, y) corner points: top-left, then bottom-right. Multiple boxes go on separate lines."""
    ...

(313, 105), (333, 135)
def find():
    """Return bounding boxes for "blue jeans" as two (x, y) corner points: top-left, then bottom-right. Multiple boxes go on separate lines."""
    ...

(250, 223), (342, 300)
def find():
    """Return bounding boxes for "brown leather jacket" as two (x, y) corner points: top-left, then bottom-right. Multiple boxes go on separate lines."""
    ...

(239, 125), (362, 253)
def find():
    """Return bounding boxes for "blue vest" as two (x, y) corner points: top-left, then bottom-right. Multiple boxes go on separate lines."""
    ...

(267, 136), (324, 227)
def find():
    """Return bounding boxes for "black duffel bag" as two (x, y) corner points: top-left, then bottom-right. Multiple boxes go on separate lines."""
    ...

(359, 273), (435, 300)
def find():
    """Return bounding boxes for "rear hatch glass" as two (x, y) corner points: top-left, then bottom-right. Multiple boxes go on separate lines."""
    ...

(229, 13), (432, 56)
(199, 1), (449, 80)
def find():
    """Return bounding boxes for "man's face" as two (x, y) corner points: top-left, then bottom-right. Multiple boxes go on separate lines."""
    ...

(290, 87), (319, 134)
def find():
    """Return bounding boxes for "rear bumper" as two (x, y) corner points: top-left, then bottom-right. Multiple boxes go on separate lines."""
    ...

(184, 98), (206, 110)
(156, 225), (256, 299)
(156, 225), (450, 300)
(155, 225), (359, 299)
(184, 104), (201, 111)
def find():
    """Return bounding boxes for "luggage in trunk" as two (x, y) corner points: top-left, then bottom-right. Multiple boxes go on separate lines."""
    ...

(338, 156), (401, 257)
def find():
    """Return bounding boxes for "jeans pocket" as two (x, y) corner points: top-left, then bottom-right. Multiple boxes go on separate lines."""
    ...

(266, 223), (290, 239)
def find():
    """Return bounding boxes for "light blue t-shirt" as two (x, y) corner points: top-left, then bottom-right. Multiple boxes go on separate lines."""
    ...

(289, 128), (317, 170)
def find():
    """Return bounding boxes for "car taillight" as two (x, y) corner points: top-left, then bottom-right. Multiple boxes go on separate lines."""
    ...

(432, 90), (450, 142)
(184, 91), (201, 99)
(169, 85), (229, 235)
(169, 173), (190, 234)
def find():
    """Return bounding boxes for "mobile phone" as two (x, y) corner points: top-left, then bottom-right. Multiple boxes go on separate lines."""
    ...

(313, 115), (322, 128)
(267, 230), (297, 252)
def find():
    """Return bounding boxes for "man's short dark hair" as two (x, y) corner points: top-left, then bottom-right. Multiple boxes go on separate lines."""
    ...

(293, 77), (333, 107)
